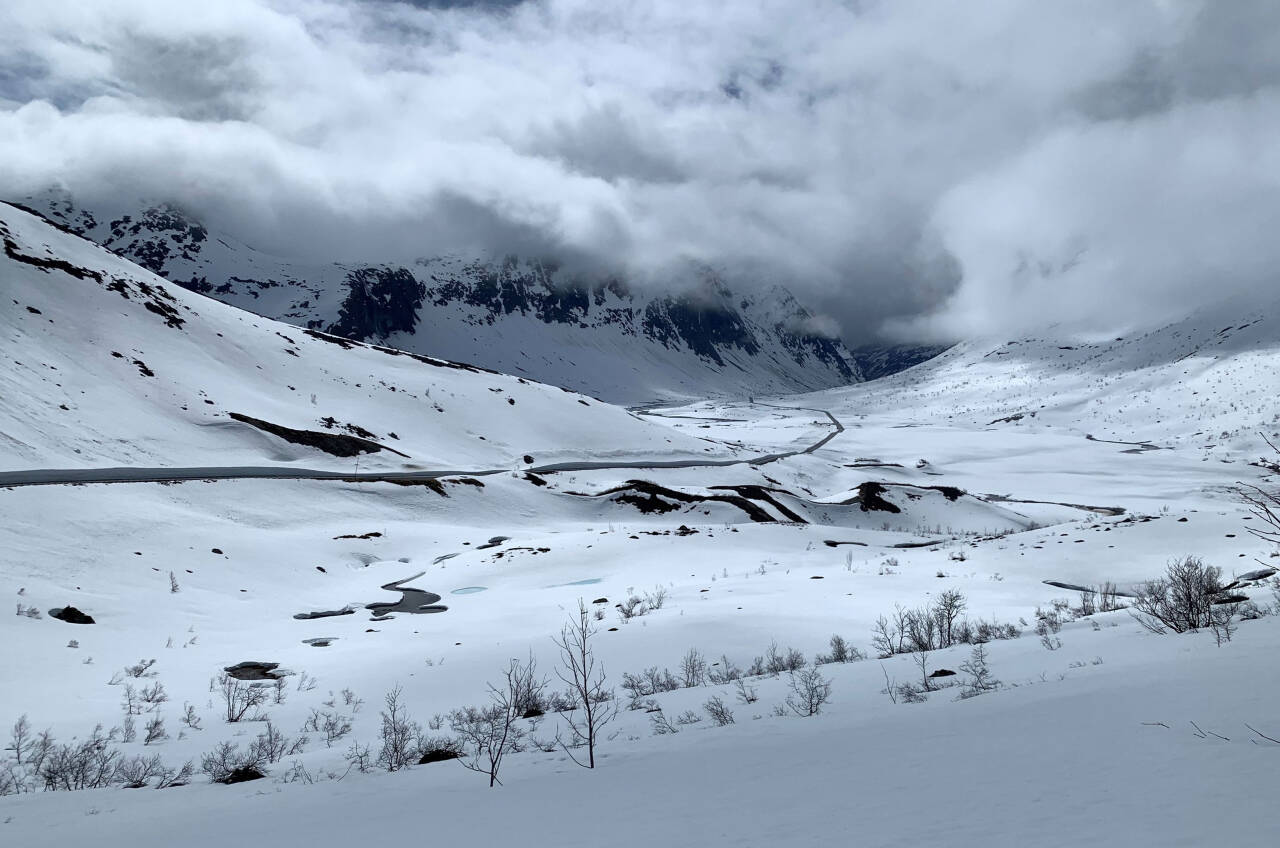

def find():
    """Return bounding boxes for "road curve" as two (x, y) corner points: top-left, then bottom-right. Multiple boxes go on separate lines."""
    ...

(0, 404), (844, 489)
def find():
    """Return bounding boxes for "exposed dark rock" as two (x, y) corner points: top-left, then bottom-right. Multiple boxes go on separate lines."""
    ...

(328, 267), (426, 341)
(223, 661), (282, 681)
(50, 605), (94, 624)
(220, 766), (266, 785)
(228, 411), (408, 458)
(418, 748), (462, 765)
(856, 482), (901, 514)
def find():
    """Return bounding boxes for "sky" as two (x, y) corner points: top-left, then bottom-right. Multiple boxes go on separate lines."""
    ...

(1, 0), (1278, 343)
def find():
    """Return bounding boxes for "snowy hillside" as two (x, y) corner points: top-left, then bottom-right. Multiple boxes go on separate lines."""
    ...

(23, 193), (862, 403)
(4, 201), (1280, 847)
(0, 202), (730, 471)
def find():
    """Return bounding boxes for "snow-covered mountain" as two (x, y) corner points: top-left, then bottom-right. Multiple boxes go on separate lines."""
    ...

(21, 193), (863, 404)
(0, 201), (731, 471)
(818, 298), (1280, 454)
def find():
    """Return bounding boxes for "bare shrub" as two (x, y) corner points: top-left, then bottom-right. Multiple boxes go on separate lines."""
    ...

(816, 634), (865, 665)
(643, 585), (669, 610)
(41, 725), (122, 790)
(763, 641), (806, 675)
(617, 595), (646, 622)
(680, 647), (708, 688)
(703, 695), (735, 726)
(649, 711), (680, 735)
(143, 715), (168, 745)
(958, 644), (999, 698)
(125, 659), (157, 679)
(734, 678), (758, 705)
(785, 668), (832, 716)
(1099, 581), (1125, 612)
(303, 708), (353, 747)
(252, 721), (305, 764)
(179, 703), (202, 731)
(708, 655), (743, 684)
(200, 740), (267, 784)
(1131, 556), (1226, 634)
(140, 681), (168, 710)
(216, 673), (268, 723)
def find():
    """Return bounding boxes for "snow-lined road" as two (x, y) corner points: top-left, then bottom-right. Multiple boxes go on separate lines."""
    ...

(0, 407), (843, 488)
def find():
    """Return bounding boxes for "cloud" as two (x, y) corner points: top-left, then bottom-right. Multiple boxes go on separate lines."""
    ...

(1, 0), (1277, 342)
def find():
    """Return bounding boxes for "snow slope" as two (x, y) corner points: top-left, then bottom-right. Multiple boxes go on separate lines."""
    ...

(0, 202), (731, 472)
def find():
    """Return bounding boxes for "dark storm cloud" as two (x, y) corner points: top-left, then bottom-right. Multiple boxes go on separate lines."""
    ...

(1, 0), (1278, 343)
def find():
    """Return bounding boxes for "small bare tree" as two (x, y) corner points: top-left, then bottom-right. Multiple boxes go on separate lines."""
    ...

(553, 601), (617, 769)
(374, 686), (419, 772)
(680, 647), (708, 688)
(785, 668), (832, 716)
(450, 662), (529, 787)
(215, 673), (268, 722)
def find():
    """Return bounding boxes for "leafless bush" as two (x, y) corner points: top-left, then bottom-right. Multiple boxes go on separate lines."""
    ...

(680, 647), (708, 687)
(119, 753), (167, 788)
(251, 721), (305, 764)
(617, 595), (647, 621)
(1097, 582), (1125, 612)
(180, 703), (202, 731)
(674, 709), (702, 726)
(41, 725), (122, 790)
(343, 740), (373, 773)
(816, 634), (865, 665)
(873, 594), (1016, 657)
(621, 666), (680, 704)
(143, 715), (168, 745)
(121, 715), (136, 743)
(216, 673), (269, 722)
(762, 641), (806, 675)
(643, 585), (669, 610)
(1210, 602), (1241, 645)
(140, 681), (168, 710)
(304, 708), (353, 747)
(125, 658), (157, 679)
(15, 603), (41, 619)
(958, 644), (999, 698)
(1131, 556), (1227, 634)
(785, 668), (832, 717)
(508, 652), (549, 718)
(649, 711), (681, 735)
(708, 655), (743, 684)
(734, 678), (758, 705)
(200, 740), (267, 784)
(703, 695), (735, 726)
(169, 571), (180, 594)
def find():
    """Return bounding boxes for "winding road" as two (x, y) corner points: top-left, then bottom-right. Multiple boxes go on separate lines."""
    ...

(0, 405), (844, 488)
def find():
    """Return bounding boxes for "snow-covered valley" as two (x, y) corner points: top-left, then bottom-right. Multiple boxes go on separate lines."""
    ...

(4, 201), (1280, 846)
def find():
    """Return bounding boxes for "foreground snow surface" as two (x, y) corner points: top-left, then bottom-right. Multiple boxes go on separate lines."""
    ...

(4, 204), (1280, 845)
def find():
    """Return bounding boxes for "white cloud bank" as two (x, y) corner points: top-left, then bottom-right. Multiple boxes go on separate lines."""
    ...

(2, 0), (1278, 341)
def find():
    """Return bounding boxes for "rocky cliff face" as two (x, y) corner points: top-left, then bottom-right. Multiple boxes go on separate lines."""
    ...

(27, 192), (870, 402)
